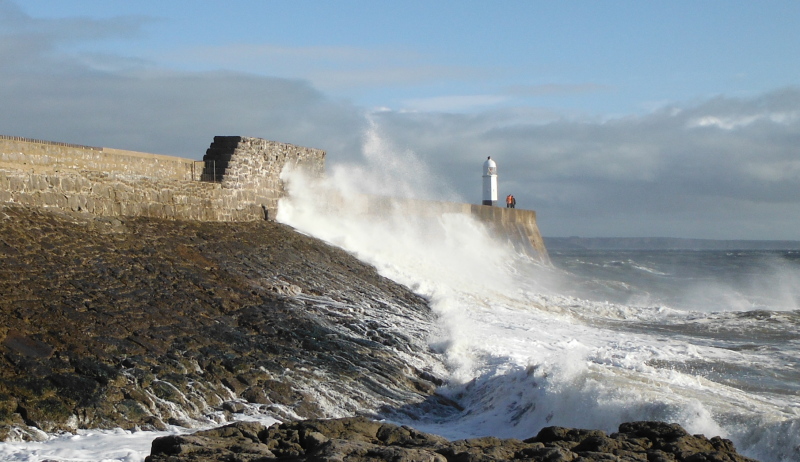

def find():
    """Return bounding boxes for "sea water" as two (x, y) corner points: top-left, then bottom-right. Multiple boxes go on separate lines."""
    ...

(275, 172), (800, 462)
(271, 123), (800, 462)
(3, 128), (799, 461)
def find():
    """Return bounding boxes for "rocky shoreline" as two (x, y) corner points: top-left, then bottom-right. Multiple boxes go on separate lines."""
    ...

(0, 205), (759, 461)
(145, 417), (758, 462)
(0, 205), (446, 439)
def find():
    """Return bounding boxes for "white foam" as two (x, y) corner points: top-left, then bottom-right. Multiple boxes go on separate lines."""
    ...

(0, 427), (180, 462)
(0, 416), (282, 462)
(276, 123), (800, 462)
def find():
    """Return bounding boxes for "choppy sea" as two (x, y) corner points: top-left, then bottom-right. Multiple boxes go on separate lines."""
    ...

(275, 163), (800, 462)
(275, 140), (800, 462)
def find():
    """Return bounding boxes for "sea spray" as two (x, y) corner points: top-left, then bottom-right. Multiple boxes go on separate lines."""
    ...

(277, 124), (800, 461)
(277, 130), (518, 383)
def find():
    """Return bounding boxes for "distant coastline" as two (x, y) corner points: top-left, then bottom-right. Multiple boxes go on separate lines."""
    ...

(545, 236), (800, 251)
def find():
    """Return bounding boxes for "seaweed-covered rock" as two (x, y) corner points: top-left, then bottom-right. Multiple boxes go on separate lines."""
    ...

(0, 205), (445, 439)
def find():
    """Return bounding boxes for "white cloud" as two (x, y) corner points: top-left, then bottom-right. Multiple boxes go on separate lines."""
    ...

(401, 94), (509, 112)
(687, 112), (799, 130)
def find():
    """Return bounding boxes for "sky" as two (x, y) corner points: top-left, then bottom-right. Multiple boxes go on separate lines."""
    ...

(2, 0), (800, 239)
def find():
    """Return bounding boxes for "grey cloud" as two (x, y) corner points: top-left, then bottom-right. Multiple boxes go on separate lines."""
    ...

(0, 0), (27, 25)
(0, 4), (366, 161)
(1, 0), (148, 49)
(0, 67), (366, 160)
(370, 89), (800, 239)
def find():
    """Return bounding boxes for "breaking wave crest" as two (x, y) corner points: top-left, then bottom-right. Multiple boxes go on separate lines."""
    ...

(277, 123), (800, 462)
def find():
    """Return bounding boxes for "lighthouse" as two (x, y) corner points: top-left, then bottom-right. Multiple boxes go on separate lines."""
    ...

(482, 156), (498, 206)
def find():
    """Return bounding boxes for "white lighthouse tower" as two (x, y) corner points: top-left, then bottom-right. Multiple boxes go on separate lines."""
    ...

(482, 156), (498, 206)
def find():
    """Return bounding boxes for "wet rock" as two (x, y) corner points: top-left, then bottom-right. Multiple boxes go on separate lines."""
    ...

(0, 205), (444, 439)
(2, 331), (54, 359)
(221, 400), (247, 414)
(145, 417), (760, 462)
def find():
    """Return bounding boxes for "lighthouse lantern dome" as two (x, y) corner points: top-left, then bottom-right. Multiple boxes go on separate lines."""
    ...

(483, 156), (497, 176)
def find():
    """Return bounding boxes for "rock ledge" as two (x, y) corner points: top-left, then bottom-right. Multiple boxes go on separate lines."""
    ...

(145, 416), (759, 462)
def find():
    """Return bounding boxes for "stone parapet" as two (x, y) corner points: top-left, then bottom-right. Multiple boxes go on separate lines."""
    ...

(469, 203), (549, 262)
(324, 194), (549, 262)
(0, 136), (197, 181)
(203, 136), (325, 218)
(0, 169), (263, 221)
(0, 135), (325, 222)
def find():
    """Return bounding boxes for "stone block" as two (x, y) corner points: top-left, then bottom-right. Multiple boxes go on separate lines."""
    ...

(18, 193), (36, 207)
(93, 200), (108, 215)
(145, 203), (163, 218)
(91, 182), (111, 198)
(56, 176), (70, 192)
(29, 175), (45, 191)
(158, 189), (173, 204)
(67, 194), (84, 212)
(38, 191), (57, 207)
(9, 176), (25, 191)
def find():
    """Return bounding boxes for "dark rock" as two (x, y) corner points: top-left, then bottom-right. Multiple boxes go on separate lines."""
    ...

(617, 421), (689, 441)
(240, 386), (271, 405)
(19, 397), (73, 433)
(376, 422), (448, 447)
(572, 434), (619, 453)
(145, 417), (761, 462)
(2, 330), (54, 359)
(529, 426), (607, 444)
(221, 400), (247, 414)
(0, 205), (443, 438)
(515, 445), (575, 461)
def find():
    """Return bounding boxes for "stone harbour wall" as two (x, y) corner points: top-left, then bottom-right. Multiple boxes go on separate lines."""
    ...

(203, 136), (326, 218)
(0, 135), (326, 222)
(0, 136), (199, 181)
(328, 195), (550, 262)
(0, 135), (545, 260)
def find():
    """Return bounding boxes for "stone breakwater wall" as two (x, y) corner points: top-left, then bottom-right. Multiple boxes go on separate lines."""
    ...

(472, 202), (549, 262)
(0, 135), (545, 259)
(203, 136), (325, 215)
(0, 135), (325, 221)
(332, 195), (550, 262)
(0, 136), (198, 180)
